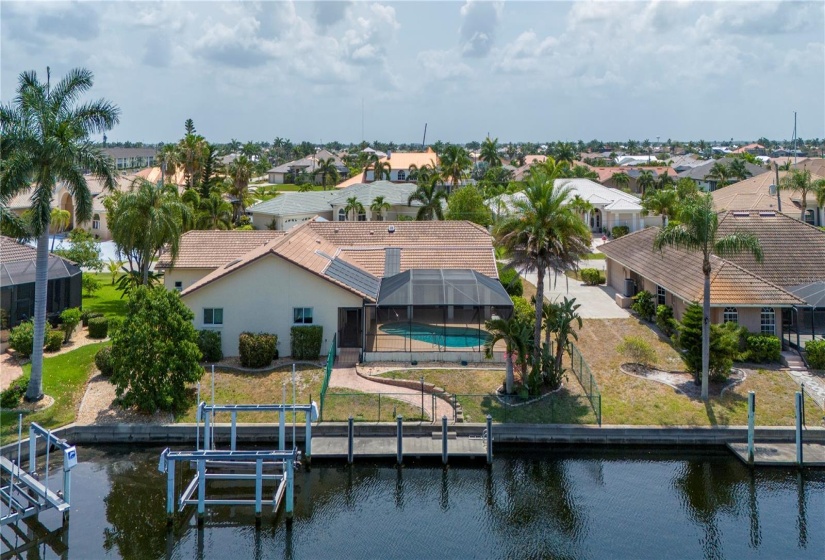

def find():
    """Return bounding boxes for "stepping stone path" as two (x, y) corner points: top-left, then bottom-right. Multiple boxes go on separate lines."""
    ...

(782, 351), (825, 409)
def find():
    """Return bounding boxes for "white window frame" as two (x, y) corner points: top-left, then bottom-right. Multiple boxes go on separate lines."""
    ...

(723, 307), (738, 324)
(396, 170), (406, 181)
(204, 308), (223, 326)
(174, 281), (183, 292)
(338, 208), (346, 221)
(293, 307), (313, 325)
(92, 214), (100, 229)
(760, 307), (775, 335)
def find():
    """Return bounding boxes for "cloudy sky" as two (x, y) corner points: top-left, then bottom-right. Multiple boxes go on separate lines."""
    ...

(2, 1), (823, 145)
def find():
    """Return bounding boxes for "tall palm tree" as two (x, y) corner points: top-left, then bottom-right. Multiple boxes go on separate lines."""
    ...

(728, 158), (752, 182)
(480, 137), (501, 167)
(495, 170), (591, 365)
(657, 171), (675, 190)
(198, 191), (233, 230)
(110, 178), (190, 284)
(49, 208), (71, 251)
(439, 145), (472, 190)
(369, 195), (392, 221)
(177, 133), (208, 190)
(157, 143), (179, 186)
(373, 161), (392, 182)
(0, 67), (119, 401)
(227, 155), (255, 222)
(316, 157), (340, 189)
(707, 162), (731, 190)
(409, 163), (438, 184)
(636, 170), (655, 196)
(778, 168), (824, 223)
(567, 194), (593, 219)
(611, 172), (631, 191)
(343, 196), (365, 221)
(653, 194), (763, 401)
(554, 142), (576, 165)
(484, 316), (531, 394)
(641, 188), (678, 227)
(407, 178), (448, 221)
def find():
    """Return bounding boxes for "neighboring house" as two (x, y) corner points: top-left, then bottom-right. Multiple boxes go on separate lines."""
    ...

(588, 166), (678, 193)
(174, 219), (510, 361)
(102, 147), (157, 170)
(156, 230), (285, 292)
(342, 148), (440, 186)
(248, 181), (423, 229)
(490, 178), (659, 234)
(266, 149), (348, 185)
(678, 157), (769, 192)
(733, 143), (767, 156)
(711, 170), (825, 225)
(659, 154), (705, 173)
(0, 236), (82, 328)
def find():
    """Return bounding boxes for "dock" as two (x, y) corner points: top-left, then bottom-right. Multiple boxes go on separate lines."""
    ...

(727, 442), (825, 467)
(311, 436), (487, 460)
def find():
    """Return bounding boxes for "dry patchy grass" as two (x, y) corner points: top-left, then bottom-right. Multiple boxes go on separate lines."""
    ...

(322, 388), (425, 422)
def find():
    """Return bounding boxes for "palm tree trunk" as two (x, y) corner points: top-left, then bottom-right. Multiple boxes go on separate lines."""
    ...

(505, 352), (514, 394)
(534, 266), (545, 365)
(701, 270), (711, 401)
(26, 229), (50, 401)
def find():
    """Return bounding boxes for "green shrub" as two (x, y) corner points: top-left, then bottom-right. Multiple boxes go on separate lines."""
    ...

(88, 316), (109, 339)
(198, 330), (223, 363)
(497, 262), (524, 297)
(82, 310), (103, 327)
(60, 307), (82, 343)
(612, 225), (630, 238)
(631, 290), (656, 322)
(674, 304), (738, 382)
(291, 326), (323, 360)
(107, 316), (124, 338)
(655, 305), (677, 337)
(745, 334), (781, 363)
(1, 373), (29, 408)
(239, 332), (276, 368)
(580, 268), (605, 286)
(45, 329), (64, 352)
(511, 296), (534, 326)
(9, 321), (37, 358)
(806, 339), (825, 370)
(616, 336), (656, 367)
(82, 274), (101, 297)
(95, 346), (114, 377)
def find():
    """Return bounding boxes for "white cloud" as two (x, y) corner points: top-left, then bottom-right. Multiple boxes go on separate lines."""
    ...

(417, 50), (472, 81)
(459, 0), (504, 58)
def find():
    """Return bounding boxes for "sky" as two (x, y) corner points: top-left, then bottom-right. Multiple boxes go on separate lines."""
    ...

(2, 0), (823, 145)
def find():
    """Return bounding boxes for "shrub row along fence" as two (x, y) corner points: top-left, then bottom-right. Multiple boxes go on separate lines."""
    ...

(319, 334), (336, 421)
(569, 342), (602, 426)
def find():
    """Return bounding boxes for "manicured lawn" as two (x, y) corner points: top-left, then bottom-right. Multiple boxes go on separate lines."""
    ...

(582, 253), (606, 260)
(82, 273), (128, 319)
(1, 342), (107, 444)
(576, 318), (821, 426)
(377, 369), (597, 424)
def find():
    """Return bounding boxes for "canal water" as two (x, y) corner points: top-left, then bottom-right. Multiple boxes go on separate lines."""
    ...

(2, 446), (822, 559)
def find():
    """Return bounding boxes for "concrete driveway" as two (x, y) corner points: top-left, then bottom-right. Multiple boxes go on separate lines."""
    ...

(521, 268), (629, 319)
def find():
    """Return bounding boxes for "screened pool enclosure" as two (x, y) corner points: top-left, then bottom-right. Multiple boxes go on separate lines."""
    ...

(364, 269), (513, 357)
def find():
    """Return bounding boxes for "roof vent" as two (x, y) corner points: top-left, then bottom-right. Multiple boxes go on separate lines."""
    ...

(316, 238), (321, 244)
(768, 184), (777, 195)
(369, 230), (374, 235)
(732, 211), (750, 217)
(758, 211), (776, 217)
(334, 228), (339, 233)
(387, 225), (396, 233)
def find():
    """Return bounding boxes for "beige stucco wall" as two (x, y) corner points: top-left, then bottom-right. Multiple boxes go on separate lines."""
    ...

(330, 204), (419, 222)
(251, 211), (333, 231)
(182, 254), (363, 357)
(163, 268), (215, 292)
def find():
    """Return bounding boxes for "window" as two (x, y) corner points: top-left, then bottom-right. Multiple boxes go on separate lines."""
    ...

(804, 209), (815, 225)
(357, 212), (367, 221)
(723, 307), (738, 324)
(760, 307), (775, 335)
(656, 285), (666, 306)
(204, 308), (223, 326)
(396, 170), (406, 181)
(293, 307), (313, 324)
(338, 208), (346, 221)
(174, 281), (183, 292)
(92, 214), (100, 229)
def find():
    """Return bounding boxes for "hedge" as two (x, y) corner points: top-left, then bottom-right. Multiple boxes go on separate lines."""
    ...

(198, 330), (223, 363)
(239, 332), (277, 368)
(88, 316), (109, 339)
(8, 321), (57, 358)
(580, 268), (605, 286)
(1, 373), (29, 408)
(612, 225), (630, 238)
(95, 346), (114, 377)
(291, 326), (323, 360)
(60, 307), (82, 343)
(806, 339), (825, 370)
(45, 329), (64, 352)
(108, 316), (124, 338)
(82, 310), (103, 327)
(744, 335), (781, 363)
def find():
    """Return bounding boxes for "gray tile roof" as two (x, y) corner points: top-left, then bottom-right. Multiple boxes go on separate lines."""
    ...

(248, 181), (421, 217)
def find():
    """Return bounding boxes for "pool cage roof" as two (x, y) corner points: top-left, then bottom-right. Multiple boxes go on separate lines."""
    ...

(788, 282), (825, 309)
(376, 269), (514, 308)
(0, 256), (81, 288)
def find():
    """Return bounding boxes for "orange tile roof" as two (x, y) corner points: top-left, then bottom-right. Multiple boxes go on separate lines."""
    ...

(378, 148), (439, 171)
(599, 227), (803, 306)
(157, 230), (285, 269)
(711, 171), (823, 213)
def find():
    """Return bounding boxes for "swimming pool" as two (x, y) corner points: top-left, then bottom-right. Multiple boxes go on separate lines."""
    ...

(379, 322), (490, 348)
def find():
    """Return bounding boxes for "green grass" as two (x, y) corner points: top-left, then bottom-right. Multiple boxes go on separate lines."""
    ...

(1, 342), (107, 444)
(82, 273), (127, 319)
(582, 253), (606, 260)
(321, 388), (426, 422)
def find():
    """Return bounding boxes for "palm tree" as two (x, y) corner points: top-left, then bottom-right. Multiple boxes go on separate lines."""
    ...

(480, 137), (501, 167)
(653, 194), (763, 401)
(198, 192), (233, 230)
(554, 142), (576, 165)
(373, 161), (391, 182)
(177, 133), (208, 190)
(343, 196), (365, 221)
(495, 170), (591, 365)
(369, 195), (392, 221)
(728, 158), (752, 182)
(316, 157), (340, 189)
(407, 178), (448, 221)
(157, 143), (179, 186)
(227, 155), (255, 222)
(637, 170), (655, 196)
(484, 316), (530, 394)
(611, 172), (631, 191)
(567, 194), (594, 221)
(408, 163), (438, 184)
(707, 162), (731, 190)
(778, 168), (824, 223)
(641, 188), (678, 227)
(439, 145), (472, 190)
(657, 171), (675, 190)
(0, 67), (119, 401)
(49, 208), (71, 251)
(110, 178), (190, 284)
(814, 178), (825, 227)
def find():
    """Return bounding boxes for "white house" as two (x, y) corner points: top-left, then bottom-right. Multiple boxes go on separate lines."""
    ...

(266, 149), (349, 185)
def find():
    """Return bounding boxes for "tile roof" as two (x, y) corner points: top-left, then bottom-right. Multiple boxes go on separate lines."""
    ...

(248, 191), (340, 215)
(378, 148), (439, 171)
(6, 173), (136, 210)
(180, 218), (497, 300)
(0, 236), (39, 263)
(793, 158), (825, 178)
(598, 227), (803, 307)
(711, 170), (822, 212)
(587, 166), (677, 183)
(677, 157), (769, 181)
(716, 210), (825, 286)
(156, 230), (285, 269)
(0, 236), (82, 285)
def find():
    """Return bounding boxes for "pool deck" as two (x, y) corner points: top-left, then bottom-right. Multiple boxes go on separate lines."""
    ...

(727, 442), (825, 467)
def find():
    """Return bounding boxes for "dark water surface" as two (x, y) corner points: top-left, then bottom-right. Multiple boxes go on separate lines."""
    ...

(2, 446), (823, 560)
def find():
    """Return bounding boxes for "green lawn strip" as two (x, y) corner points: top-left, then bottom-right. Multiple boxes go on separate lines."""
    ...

(1, 342), (107, 444)
(582, 253), (606, 260)
(321, 388), (425, 422)
(376, 368), (596, 424)
(82, 273), (128, 319)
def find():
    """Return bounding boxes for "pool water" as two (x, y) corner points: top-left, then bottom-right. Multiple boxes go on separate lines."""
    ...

(379, 322), (491, 348)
